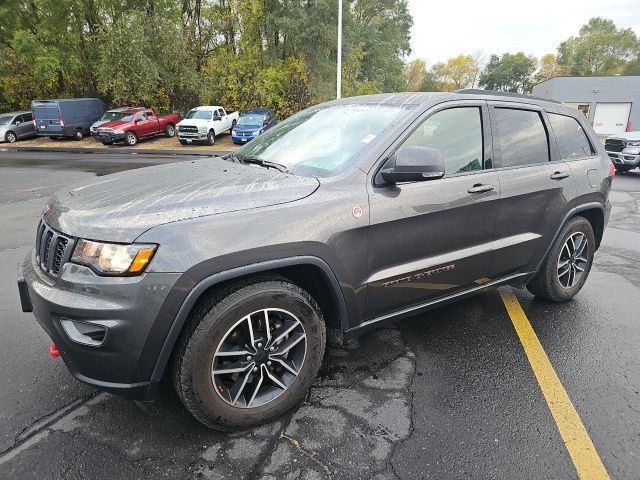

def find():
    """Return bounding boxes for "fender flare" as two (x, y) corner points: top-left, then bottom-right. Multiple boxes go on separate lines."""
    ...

(150, 255), (349, 382)
(533, 202), (606, 274)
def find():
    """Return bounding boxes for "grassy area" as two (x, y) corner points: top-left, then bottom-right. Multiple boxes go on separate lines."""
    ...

(12, 132), (238, 152)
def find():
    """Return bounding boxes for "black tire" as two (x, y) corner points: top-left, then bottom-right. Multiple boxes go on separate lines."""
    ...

(179, 139), (188, 145)
(527, 216), (595, 302)
(615, 166), (630, 173)
(125, 131), (137, 146)
(49, 136), (57, 141)
(101, 140), (113, 146)
(5, 131), (17, 143)
(165, 123), (175, 138)
(207, 129), (215, 146)
(171, 276), (326, 431)
(73, 128), (84, 141)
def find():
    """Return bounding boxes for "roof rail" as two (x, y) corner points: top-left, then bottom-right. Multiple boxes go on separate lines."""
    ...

(455, 88), (562, 104)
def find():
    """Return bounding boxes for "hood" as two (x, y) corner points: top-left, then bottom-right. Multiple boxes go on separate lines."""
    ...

(98, 120), (131, 130)
(233, 123), (262, 132)
(91, 119), (110, 129)
(45, 158), (319, 243)
(177, 118), (210, 127)
(609, 131), (640, 141)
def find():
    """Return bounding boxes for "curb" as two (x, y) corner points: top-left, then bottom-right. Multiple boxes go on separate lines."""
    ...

(2, 146), (234, 157)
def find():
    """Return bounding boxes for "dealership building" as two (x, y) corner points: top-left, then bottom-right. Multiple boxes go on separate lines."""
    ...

(532, 75), (640, 138)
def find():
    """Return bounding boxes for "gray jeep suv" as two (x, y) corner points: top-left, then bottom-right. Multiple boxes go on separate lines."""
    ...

(18, 90), (613, 430)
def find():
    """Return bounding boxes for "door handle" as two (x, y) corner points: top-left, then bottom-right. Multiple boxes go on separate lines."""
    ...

(468, 183), (495, 193)
(550, 171), (570, 180)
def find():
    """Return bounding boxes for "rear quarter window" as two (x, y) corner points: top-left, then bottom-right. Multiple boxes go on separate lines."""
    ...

(493, 108), (549, 168)
(548, 113), (595, 160)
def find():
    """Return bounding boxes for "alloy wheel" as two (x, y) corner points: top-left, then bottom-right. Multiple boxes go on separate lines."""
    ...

(6, 132), (16, 143)
(557, 232), (589, 289)
(211, 308), (307, 408)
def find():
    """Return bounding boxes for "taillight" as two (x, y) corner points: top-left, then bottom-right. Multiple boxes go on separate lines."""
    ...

(59, 117), (64, 127)
(609, 163), (616, 177)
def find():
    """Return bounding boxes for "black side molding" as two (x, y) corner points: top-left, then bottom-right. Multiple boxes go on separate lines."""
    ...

(17, 277), (32, 313)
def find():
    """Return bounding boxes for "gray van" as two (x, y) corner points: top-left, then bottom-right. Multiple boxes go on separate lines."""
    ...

(32, 98), (107, 140)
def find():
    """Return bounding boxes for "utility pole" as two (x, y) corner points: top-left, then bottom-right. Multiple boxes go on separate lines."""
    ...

(337, 0), (343, 99)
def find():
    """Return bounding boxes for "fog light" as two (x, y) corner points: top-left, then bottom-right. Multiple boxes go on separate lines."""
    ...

(624, 155), (635, 160)
(60, 318), (108, 346)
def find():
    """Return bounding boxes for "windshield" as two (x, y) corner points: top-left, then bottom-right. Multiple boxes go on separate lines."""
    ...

(100, 110), (127, 121)
(237, 114), (265, 126)
(0, 115), (14, 125)
(185, 110), (212, 120)
(233, 104), (407, 177)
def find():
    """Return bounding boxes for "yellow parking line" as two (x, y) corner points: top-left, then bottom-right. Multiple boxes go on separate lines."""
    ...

(499, 287), (610, 480)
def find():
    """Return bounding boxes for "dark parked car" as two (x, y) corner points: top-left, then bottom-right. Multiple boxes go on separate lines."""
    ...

(18, 91), (612, 431)
(32, 98), (107, 140)
(231, 108), (277, 144)
(0, 111), (36, 143)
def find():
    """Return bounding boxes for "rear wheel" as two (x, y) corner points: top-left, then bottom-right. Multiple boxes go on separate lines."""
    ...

(73, 128), (84, 141)
(5, 131), (16, 143)
(125, 131), (137, 146)
(207, 130), (216, 146)
(172, 277), (326, 431)
(527, 216), (595, 302)
(165, 123), (175, 138)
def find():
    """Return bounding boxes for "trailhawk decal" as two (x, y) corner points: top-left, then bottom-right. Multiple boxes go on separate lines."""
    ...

(381, 264), (455, 288)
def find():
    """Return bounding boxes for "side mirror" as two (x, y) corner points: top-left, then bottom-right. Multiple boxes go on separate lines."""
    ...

(380, 146), (445, 184)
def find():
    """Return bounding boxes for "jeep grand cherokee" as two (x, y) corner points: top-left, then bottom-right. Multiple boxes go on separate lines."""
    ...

(18, 90), (613, 430)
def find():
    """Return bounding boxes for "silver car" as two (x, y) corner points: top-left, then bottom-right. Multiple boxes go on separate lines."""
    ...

(0, 111), (36, 143)
(90, 107), (134, 135)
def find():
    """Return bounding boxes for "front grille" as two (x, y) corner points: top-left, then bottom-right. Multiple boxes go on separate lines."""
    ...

(36, 221), (75, 276)
(605, 138), (626, 153)
(178, 125), (198, 133)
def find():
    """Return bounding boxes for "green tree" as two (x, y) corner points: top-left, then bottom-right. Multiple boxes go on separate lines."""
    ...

(557, 18), (639, 75)
(479, 52), (537, 93)
(403, 59), (427, 92)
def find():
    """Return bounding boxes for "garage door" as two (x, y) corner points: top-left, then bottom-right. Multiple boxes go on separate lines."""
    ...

(593, 103), (631, 136)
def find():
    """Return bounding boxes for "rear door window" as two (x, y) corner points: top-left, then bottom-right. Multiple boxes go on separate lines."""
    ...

(23, 113), (33, 122)
(493, 108), (549, 167)
(402, 107), (484, 175)
(548, 113), (595, 160)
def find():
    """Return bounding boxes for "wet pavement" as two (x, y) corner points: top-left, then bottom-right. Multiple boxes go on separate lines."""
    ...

(0, 152), (638, 479)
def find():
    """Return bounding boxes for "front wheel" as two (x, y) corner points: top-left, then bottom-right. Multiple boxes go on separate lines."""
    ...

(527, 216), (595, 301)
(125, 131), (137, 146)
(165, 124), (175, 138)
(5, 131), (17, 143)
(615, 165), (631, 173)
(172, 277), (326, 431)
(207, 130), (216, 146)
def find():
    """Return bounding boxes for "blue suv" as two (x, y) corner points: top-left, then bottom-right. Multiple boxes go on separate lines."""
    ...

(231, 108), (276, 144)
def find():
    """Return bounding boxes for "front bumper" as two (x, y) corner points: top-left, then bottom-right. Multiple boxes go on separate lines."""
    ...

(95, 131), (126, 143)
(19, 248), (185, 400)
(177, 131), (208, 141)
(232, 132), (258, 144)
(607, 150), (640, 168)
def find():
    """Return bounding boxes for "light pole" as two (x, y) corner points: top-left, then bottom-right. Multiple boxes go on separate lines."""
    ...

(337, 0), (343, 99)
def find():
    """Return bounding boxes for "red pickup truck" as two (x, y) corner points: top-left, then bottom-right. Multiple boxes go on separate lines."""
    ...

(95, 108), (181, 146)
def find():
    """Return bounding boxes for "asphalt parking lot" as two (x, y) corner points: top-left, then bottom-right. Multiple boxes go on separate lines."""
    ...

(0, 150), (638, 479)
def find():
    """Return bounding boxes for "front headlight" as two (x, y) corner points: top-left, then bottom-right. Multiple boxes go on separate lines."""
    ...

(627, 141), (640, 147)
(198, 126), (207, 133)
(112, 129), (125, 135)
(71, 240), (157, 275)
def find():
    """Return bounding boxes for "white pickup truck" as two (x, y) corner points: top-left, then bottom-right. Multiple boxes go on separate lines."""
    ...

(176, 106), (239, 145)
(605, 131), (640, 173)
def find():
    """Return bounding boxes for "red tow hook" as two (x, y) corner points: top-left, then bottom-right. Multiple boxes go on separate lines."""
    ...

(49, 344), (60, 358)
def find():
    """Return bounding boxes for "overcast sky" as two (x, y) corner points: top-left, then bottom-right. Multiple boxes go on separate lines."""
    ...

(407, 0), (640, 65)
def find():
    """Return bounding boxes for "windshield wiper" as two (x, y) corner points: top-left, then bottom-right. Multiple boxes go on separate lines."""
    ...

(231, 155), (289, 173)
